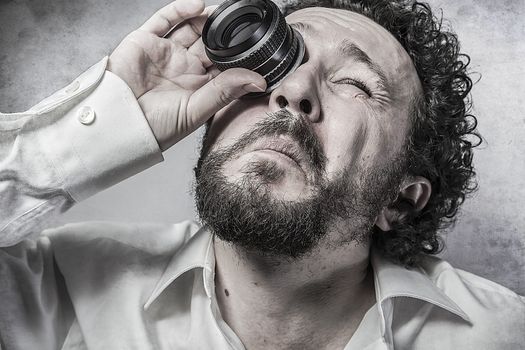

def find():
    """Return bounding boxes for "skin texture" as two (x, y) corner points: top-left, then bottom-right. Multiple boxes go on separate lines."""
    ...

(107, 1), (431, 348)
(206, 8), (428, 350)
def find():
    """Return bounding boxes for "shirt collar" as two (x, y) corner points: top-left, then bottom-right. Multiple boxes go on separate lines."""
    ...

(371, 249), (471, 323)
(144, 225), (214, 309)
(145, 227), (470, 326)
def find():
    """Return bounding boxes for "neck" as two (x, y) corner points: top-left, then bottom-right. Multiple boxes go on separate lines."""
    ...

(213, 234), (376, 350)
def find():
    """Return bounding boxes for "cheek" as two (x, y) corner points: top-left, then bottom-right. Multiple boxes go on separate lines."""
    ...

(320, 101), (397, 175)
(319, 102), (371, 173)
(322, 122), (371, 175)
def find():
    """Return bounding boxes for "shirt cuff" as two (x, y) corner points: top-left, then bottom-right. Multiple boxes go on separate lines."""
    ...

(31, 58), (164, 202)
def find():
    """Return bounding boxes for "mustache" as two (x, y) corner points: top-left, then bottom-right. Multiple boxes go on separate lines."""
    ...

(218, 109), (327, 174)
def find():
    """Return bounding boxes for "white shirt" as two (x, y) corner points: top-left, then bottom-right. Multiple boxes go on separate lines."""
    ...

(1, 59), (524, 350)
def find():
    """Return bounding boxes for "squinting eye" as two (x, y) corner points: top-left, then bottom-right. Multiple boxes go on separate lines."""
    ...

(335, 78), (372, 97)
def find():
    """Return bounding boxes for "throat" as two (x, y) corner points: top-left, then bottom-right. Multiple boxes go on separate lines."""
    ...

(213, 238), (376, 349)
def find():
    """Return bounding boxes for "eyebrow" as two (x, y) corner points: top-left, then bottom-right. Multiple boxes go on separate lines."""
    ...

(290, 21), (315, 34)
(291, 21), (390, 92)
(337, 39), (390, 91)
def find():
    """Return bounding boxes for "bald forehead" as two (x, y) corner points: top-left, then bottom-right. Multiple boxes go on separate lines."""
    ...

(286, 7), (423, 98)
(287, 7), (394, 39)
(286, 7), (405, 59)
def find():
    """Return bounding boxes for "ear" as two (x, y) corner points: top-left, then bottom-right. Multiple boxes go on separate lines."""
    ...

(375, 176), (432, 231)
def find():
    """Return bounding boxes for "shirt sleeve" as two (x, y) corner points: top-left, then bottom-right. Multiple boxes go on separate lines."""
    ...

(0, 57), (164, 247)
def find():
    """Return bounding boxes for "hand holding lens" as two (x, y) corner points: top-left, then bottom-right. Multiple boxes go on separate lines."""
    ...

(202, 0), (305, 97)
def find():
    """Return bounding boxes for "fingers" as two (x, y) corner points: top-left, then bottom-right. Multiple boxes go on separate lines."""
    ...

(206, 66), (221, 79)
(167, 5), (218, 47)
(188, 39), (213, 68)
(140, 0), (205, 37)
(167, 22), (200, 47)
(190, 5), (218, 34)
(186, 68), (267, 125)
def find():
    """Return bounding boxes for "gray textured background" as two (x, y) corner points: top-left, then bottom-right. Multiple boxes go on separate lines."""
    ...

(0, 0), (523, 294)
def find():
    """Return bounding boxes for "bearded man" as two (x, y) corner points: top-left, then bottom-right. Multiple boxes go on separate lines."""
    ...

(0, 0), (523, 349)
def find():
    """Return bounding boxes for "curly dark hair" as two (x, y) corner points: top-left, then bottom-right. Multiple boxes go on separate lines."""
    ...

(277, 0), (481, 266)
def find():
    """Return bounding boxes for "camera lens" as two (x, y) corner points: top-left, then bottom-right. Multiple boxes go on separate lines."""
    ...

(202, 0), (305, 97)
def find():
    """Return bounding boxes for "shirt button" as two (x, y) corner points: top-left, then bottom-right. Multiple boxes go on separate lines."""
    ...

(77, 106), (95, 125)
(65, 80), (80, 94)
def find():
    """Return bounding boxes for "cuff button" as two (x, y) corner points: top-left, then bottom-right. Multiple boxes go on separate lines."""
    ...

(65, 80), (80, 94)
(77, 106), (96, 125)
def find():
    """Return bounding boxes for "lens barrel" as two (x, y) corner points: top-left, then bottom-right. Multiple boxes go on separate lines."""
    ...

(202, 0), (305, 97)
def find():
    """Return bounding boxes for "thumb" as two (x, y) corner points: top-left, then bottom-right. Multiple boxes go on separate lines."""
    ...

(186, 68), (266, 125)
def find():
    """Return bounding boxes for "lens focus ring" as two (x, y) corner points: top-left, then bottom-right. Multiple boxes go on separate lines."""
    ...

(212, 14), (287, 72)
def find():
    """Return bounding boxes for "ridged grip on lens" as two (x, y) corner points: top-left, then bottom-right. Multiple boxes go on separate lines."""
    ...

(212, 14), (287, 72)
(264, 27), (298, 82)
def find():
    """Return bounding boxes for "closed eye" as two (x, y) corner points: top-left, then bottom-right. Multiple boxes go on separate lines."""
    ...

(335, 78), (372, 97)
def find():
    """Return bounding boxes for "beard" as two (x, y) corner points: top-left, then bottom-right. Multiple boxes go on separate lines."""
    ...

(194, 109), (405, 259)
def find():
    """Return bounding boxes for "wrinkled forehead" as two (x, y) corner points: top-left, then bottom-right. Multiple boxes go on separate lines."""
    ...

(286, 7), (422, 96)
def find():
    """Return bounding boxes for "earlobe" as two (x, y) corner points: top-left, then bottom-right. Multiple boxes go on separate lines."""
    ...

(374, 176), (432, 231)
(375, 209), (394, 231)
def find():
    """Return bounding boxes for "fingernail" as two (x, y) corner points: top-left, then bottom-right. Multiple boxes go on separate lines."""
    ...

(244, 83), (266, 93)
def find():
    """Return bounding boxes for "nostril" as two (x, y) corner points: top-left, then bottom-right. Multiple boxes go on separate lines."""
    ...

(276, 95), (288, 108)
(300, 99), (312, 114)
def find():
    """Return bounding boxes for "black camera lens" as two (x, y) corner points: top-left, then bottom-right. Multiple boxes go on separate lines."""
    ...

(202, 0), (305, 97)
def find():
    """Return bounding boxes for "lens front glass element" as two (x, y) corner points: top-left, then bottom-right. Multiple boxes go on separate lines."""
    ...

(221, 8), (263, 47)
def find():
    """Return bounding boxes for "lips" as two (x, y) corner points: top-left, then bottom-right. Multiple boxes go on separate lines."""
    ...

(248, 136), (306, 170)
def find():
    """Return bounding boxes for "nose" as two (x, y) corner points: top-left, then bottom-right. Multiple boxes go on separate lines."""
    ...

(268, 66), (321, 123)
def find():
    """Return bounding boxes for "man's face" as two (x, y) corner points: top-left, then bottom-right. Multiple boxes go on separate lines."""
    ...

(194, 7), (422, 258)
